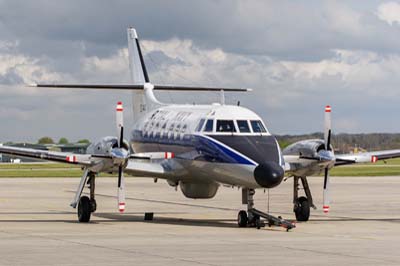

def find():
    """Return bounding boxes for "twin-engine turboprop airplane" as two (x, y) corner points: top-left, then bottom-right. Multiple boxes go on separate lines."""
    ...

(1, 28), (400, 231)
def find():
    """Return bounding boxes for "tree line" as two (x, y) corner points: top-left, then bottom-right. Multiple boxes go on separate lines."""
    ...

(37, 137), (90, 145)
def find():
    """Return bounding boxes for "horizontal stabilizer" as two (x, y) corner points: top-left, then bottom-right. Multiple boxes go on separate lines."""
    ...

(30, 83), (252, 92)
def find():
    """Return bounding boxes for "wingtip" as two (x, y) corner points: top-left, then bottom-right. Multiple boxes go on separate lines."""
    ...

(27, 83), (38, 87)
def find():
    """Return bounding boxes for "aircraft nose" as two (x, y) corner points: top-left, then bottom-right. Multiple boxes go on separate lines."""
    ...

(254, 161), (285, 188)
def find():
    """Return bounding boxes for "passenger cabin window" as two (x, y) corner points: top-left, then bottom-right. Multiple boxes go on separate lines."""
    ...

(237, 120), (251, 133)
(195, 119), (205, 132)
(217, 120), (236, 132)
(181, 124), (187, 133)
(204, 119), (214, 132)
(251, 120), (267, 133)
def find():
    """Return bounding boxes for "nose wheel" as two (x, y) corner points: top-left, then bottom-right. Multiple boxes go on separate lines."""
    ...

(237, 210), (248, 227)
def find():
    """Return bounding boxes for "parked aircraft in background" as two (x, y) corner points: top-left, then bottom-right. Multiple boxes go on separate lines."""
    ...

(1, 28), (400, 231)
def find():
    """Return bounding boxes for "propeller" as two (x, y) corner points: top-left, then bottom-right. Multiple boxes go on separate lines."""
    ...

(323, 105), (332, 213)
(116, 101), (126, 213)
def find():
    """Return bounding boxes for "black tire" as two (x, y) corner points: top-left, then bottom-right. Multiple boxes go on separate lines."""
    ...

(294, 196), (310, 222)
(90, 199), (97, 213)
(255, 218), (262, 230)
(237, 210), (248, 227)
(78, 196), (91, 223)
(144, 212), (154, 221)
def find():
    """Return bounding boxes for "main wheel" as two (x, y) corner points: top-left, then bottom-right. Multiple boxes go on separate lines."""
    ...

(90, 199), (97, 213)
(294, 196), (310, 222)
(78, 196), (91, 223)
(237, 210), (248, 227)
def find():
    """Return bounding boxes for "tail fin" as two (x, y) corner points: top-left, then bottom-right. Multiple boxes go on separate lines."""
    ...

(127, 27), (149, 84)
(127, 27), (157, 121)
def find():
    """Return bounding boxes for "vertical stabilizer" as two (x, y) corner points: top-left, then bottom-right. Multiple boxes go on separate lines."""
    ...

(127, 27), (159, 121)
(127, 27), (149, 84)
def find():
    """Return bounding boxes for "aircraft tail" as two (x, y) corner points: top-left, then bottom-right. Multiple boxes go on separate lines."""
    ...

(127, 27), (161, 121)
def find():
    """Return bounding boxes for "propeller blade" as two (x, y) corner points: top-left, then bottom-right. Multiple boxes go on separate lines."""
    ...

(116, 101), (124, 148)
(323, 168), (330, 213)
(324, 105), (332, 151)
(117, 166), (126, 213)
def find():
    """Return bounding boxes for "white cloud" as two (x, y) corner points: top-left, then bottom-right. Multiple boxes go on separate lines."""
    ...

(0, 52), (62, 85)
(81, 48), (130, 82)
(377, 1), (400, 25)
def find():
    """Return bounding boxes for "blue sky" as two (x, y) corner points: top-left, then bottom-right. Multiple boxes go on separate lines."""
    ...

(1, 0), (400, 142)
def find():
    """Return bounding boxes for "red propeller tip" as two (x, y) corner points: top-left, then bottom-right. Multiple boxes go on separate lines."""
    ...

(323, 205), (330, 213)
(116, 102), (123, 111)
(325, 105), (331, 112)
(118, 202), (125, 213)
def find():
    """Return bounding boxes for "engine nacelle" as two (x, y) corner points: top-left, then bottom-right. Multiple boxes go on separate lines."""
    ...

(86, 136), (130, 173)
(283, 139), (335, 177)
(180, 182), (219, 199)
(86, 136), (129, 155)
(282, 139), (326, 158)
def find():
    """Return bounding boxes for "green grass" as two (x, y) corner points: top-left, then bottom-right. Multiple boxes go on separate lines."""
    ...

(0, 163), (79, 169)
(0, 163), (117, 177)
(329, 165), (400, 176)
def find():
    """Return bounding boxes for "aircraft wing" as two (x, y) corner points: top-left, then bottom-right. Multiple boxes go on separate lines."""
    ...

(335, 149), (400, 166)
(0, 144), (174, 177)
(123, 159), (166, 177)
(0, 145), (94, 166)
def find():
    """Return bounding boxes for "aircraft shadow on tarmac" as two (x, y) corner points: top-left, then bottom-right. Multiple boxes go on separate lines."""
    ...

(0, 211), (399, 226)
(308, 217), (400, 223)
(93, 212), (238, 228)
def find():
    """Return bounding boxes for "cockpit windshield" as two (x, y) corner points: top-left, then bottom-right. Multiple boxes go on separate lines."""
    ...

(250, 120), (267, 133)
(195, 119), (205, 132)
(204, 119), (214, 132)
(237, 120), (251, 133)
(201, 119), (267, 134)
(216, 120), (236, 132)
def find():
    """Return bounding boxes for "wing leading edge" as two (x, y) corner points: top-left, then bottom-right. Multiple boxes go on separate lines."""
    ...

(335, 149), (400, 166)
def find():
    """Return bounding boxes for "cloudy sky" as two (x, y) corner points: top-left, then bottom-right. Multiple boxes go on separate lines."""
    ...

(1, 0), (400, 142)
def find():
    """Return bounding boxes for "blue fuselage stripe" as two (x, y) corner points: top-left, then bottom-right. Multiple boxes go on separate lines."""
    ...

(130, 131), (256, 165)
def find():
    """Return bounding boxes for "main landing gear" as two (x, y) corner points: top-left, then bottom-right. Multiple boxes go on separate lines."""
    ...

(293, 176), (316, 222)
(71, 169), (97, 223)
(237, 188), (295, 231)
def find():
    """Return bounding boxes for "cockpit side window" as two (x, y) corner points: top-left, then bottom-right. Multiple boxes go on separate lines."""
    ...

(237, 120), (251, 133)
(251, 120), (267, 133)
(204, 119), (214, 132)
(195, 119), (205, 132)
(216, 120), (236, 132)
